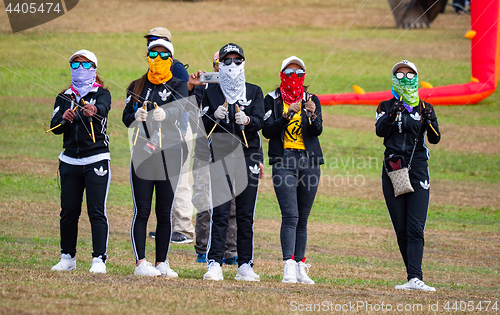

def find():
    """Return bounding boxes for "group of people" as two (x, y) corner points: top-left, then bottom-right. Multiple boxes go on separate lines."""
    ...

(48, 27), (441, 291)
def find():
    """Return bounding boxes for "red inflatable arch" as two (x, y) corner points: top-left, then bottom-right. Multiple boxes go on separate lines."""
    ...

(318, 0), (500, 106)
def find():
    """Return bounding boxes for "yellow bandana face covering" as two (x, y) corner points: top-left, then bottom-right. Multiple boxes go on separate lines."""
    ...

(147, 57), (173, 85)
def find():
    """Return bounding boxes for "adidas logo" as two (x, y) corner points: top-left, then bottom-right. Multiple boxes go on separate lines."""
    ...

(94, 166), (108, 177)
(52, 106), (60, 118)
(376, 111), (385, 121)
(420, 180), (430, 190)
(158, 89), (171, 102)
(410, 112), (421, 121)
(249, 164), (260, 175)
(126, 95), (131, 105)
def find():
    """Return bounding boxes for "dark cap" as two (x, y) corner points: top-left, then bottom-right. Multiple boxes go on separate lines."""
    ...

(219, 43), (245, 61)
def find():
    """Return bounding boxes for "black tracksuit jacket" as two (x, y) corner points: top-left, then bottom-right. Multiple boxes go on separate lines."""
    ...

(262, 89), (324, 166)
(201, 83), (265, 159)
(50, 87), (111, 158)
(375, 97), (440, 163)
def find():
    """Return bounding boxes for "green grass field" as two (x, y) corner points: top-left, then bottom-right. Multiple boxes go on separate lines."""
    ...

(0, 0), (499, 314)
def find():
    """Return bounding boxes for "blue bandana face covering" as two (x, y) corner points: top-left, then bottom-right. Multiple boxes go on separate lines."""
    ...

(71, 67), (96, 98)
(392, 73), (419, 108)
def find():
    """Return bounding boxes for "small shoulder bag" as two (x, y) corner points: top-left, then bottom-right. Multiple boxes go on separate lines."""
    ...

(384, 110), (423, 197)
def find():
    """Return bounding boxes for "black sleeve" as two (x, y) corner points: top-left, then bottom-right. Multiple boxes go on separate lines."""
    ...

(122, 82), (137, 128)
(245, 86), (265, 133)
(164, 79), (188, 123)
(375, 100), (395, 138)
(201, 88), (217, 134)
(306, 94), (322, 136)
(94, 88), (111, 120)
(426, 106), (440, 144)
(262, 94), (288, 139)
(50, 93), (71, 135)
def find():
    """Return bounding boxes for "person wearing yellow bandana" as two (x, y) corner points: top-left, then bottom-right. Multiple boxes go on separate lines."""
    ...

(122, 39), (188, 278)
(376, 60), (441, 291)
(262, 56), (323, 285)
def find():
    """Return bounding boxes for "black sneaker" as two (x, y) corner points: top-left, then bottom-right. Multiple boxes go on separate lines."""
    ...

(171, 232), (193, 244)
(149, 232), (156, 239)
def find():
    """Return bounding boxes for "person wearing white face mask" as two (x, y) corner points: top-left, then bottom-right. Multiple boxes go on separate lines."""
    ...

(49, 50), (111, 274)
(201, 43), (265, 281)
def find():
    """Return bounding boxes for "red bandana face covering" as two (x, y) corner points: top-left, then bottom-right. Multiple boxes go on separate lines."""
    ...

(280, 72), (305, 104)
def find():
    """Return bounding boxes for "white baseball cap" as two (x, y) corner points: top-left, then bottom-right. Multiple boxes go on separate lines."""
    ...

(392, 60), (418, 75)
(281, 56), (306, 72)
(69, 50), (98, 67)
(147, 39), (174, 57)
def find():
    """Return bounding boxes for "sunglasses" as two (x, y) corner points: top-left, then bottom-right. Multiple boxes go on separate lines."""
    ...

(222, 57), (244, 66)
(148, 51), (172, 60)
(282, 68), (306, 78)
(395, 72), (416, 80)
(147, 36), (170, 42)
(70, 61), (94, 69)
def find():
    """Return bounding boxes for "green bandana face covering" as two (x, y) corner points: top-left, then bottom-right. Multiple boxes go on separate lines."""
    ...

(392, 74), (419, 107)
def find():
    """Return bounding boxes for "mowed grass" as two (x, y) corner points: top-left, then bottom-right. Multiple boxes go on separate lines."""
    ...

(1, 0), (500, 314)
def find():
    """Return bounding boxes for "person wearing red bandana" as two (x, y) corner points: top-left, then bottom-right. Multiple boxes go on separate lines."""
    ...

(262, 56), (323, 285)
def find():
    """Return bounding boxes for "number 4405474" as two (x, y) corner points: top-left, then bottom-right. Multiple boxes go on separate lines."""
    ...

(5, 3), (61, 14)
(443, 301), (498, 312)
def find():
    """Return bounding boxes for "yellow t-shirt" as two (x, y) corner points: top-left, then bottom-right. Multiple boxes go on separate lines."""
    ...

(282, 101), (305, 150)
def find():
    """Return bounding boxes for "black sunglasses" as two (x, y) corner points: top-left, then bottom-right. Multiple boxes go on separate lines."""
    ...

(395, 72), (416, 80)
(148, 51), (172, 60)
(70, 61), (94, 69)
(222, 57), (244, 66)
(282, 68), (306, 78)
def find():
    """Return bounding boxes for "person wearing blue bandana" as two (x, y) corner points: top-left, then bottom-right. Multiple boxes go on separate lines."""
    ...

(375, 60), (441, 291)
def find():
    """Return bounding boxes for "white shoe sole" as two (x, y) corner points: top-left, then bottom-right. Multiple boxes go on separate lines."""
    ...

(51, 265), (76, 271)
(203, 274), (224, 281)
(89, 269), (106, 274)
(282, 279), (297, 283)
(235, 274), (260, 282)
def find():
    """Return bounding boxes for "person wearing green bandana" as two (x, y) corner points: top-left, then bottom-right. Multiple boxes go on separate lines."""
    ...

(375, 60), (441, 291)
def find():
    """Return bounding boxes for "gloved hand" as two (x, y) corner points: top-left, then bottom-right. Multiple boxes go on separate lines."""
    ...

(388, 100), (404, 121)
(421, 106), (437, 123)
(153, 107), (166, 122)
(62, 108), (75, 122)
(81, 104), (97, 117)
(235, 111), (249, 125)
(214, 105), (228, 120)
(304, 99), (317, 119)
(286, 102), (301, 120)
(135, 107), (147, 122)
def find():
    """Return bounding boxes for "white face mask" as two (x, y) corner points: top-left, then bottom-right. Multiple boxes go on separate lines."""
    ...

(219, 61), (246, 104)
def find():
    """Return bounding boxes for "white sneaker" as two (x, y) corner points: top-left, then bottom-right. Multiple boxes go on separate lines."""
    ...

(296, 261), (315, 284)
(203, 261), (223, 281)
(156, 260), (178, 278)
(134, 259), (161, 277)
(282, 259), (297, 283)
(395, 278), (436, 291)
(235, 263), (260, 282)
(89, 256), (106, 274)
(51, 253), (76, 271)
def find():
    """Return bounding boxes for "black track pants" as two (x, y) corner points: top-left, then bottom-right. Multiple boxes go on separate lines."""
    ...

(59, 160), (110, 260)
(207, 154), (260, 266)
(130, 150), (182, 263)
(382, 163), (430, 281)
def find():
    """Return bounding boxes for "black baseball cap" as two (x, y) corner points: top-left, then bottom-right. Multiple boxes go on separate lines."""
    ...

(219, 43), (245, 61)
